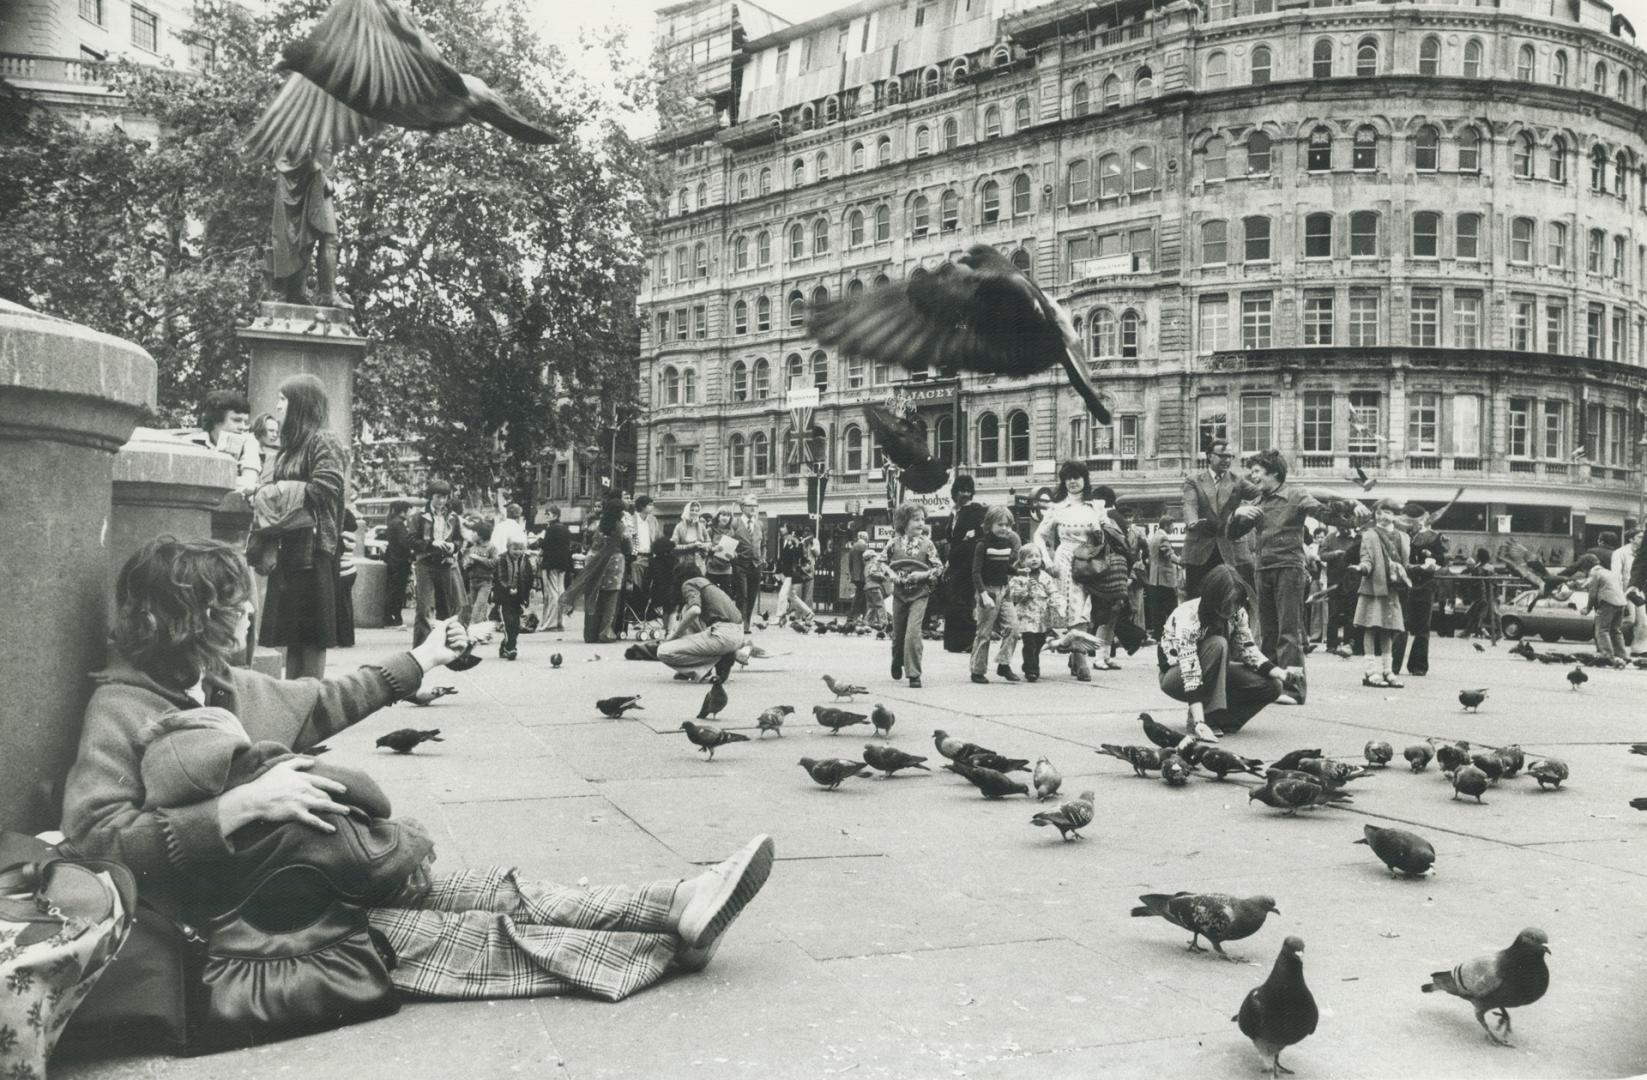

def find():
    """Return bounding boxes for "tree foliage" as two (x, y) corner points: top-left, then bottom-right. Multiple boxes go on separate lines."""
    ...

(0, 0), (652, 502)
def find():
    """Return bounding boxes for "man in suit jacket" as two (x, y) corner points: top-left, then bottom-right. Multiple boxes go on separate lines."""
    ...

(1180, 439), (1262, 600)
(733, 494), (766, 632)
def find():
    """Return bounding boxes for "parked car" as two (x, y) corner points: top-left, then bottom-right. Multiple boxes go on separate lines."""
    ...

(1498, 589), (1635, 644)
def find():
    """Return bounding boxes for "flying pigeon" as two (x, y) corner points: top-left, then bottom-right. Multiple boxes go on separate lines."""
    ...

(1526, 758), (1568, 789)
(1404, 743), (1434, 772)
(408, 685), (457, 706)
(871, 704), (896, 738)
(1250, 775), (1352, 814)
(244, 0), (561, 163)
(1355, 824), (1435, 877)
(1632, 797), (1647, 810)
(375, 728), (442, 753)
(1567, 665), (1588, 690)
(822, 674), (868, 701)
(596, 695), (643, 719)
(1097, 744), (1168, 777)
(1451, 764), (1490, 803)
(550, 653), (563, 668)
(1131, 892), (1279, 959)
(1031, 790), (1095, 841)
(1160, 753), (1194, 787)
(814, 705), (870, 734)
(1139, 711), (1187, 751)
(1421, 928), (1550, 1046)
(808, 244), (1113, 422)
(679, 721), (749, 760)
(1031, 757), (1063, 800)
(862, 404), (950, 493)
(1347, 465), (1376, 491)
(697, 678), (728, 720)
(1362, 741), (1395, 768)
(1458, 688), (1487, 712)
(1196, 747), (1265, 780)
(756, 705), (793, 737)
(798, 757), (871, 790)
(1235, 936), (1318, 1075)
(1631, 743), (1647, 756)
(861, 743), (930, 776)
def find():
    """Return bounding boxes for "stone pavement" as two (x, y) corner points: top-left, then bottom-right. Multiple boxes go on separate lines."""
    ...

(59, 620), (1647, 1080)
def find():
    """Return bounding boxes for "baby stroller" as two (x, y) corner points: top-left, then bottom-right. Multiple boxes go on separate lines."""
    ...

(621, 539), (675, 641)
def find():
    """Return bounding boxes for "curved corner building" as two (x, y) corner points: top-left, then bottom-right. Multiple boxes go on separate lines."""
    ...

(639, 0), (1647, 561)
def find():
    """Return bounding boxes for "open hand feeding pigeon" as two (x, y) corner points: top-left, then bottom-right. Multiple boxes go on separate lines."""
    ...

(808, 244), (1112, 423)
(1031, 790), (1095, 841)
(1355, 824), (1435, 877)
(1421, 928), (1550, 1046)
(376, 728), (442, 753)
(1235, 936), (1317, 1076)
(814, 705), (869, 734)
(408, 685), (457, 706)
(861, 743), (930, 776)
(1131, 892), (1279, 960)
(822, 674), (868, 701)
(679, 721), (749, 760)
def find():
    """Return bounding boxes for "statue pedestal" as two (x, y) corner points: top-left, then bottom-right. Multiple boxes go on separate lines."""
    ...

(238, 302), (366, 451)
(0, 300), (153, 832)
(352, 558), (387, 629)
(110, 428), (236, 576)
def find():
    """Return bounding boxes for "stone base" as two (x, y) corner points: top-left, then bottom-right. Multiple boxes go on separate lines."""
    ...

(353, 558), (387, 629)
(239, 302), (366, 452)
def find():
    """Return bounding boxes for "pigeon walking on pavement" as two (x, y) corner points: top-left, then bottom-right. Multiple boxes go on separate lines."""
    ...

(1160, 752), (1194, 787)
(1235, 936), (1318, 1075)
(822, 674), (868, 701)
(680, 721), (749, 760)
(798, 757), (871, 790)
(1363, 741), (1394, 768)
(1355, 824), (1435, 877)
(1458, 688), (1487, 712)
(1196, 746), (1265, 780)
(1031, 757), (1063, 800)
(756, 705), (793, 738)
(1097, 744), (1169, 777)
(1031, 790), (1094, 841)
(1250, 774), (1352, 814)
(933, 730), (995, 762)
(1431, 739), (1472, 776)
(1451, 764), (1490, 803)
(814, 705), (870, 734)
(1526, 758), (1568, 789)
(949, 761), (1029, 798)
(596, 695), (643, 719)
(376, 728), (443, 753)
(1131, 892), (1279, 959)
(871, 703), (896, 738)
(862, 743), (930, 776)
(1140, 712), (1187, 751)
(408, 685), (457, 706)
(698, 679), (728, 720)
(1271, 748), (1324, 772)
(1404, 744), (1434, 772)
(1421, 928), (1550, 1046)
(1567, 665), (1588, 690)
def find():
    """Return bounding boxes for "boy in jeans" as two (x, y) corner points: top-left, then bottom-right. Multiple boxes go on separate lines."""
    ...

(494, 536), (534, 660)
(1573, 553), (1629, 666)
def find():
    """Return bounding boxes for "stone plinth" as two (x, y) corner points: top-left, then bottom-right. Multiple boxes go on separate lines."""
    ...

(352, 558), (387, 629)
(109, 428), (237, 576)
(0, 300), (154, 833)
(238, 301), (366, 451)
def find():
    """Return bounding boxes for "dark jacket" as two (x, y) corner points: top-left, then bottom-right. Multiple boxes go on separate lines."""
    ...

(384, 514), (413, 566)
(408, 507), (462, 565)
(1406, 528), (1449, 592)
(537, 521), (574, 571)
(267, 432), (348, 559)
(1180, 470), (1262, 568)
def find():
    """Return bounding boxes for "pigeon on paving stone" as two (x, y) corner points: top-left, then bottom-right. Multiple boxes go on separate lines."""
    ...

(1197, 747), (1265, 779)
(408, 685), (457, 706)
(871, 704), (896, 738)
(1250, 775), (1351, 814)
(1469, 753), (1505, 784)
(1421, 928), (1550, 1046)
(1404, 743), (1434, 772)
(1294, 757), (1372, 789)
(1567, 666), (1588, 690)
(697, 679), (728, 720)
(962, 751), (1030, 774)
(1031, 790), (1095, 841)
(798, 757), (871, 790)
(1451, 764), (1490, 803)
(1526, 759), (1568, 790)
(1272, 748), (1325, 773)
(1140, 711), (1186, 750)
(1356, 824), (1435, 877)
(1632, 797), (1647, 810)
(822, 674), (868, 701)
(814, 705), (870, 734)
(1459, 688), (1487, 712)
(679, 721), (749, 760)
(1160, 752), (1194, 787)
(1492, 745), (1525, 777)
(376, 728), (442, 754)
(954, 762), (1029, 799)
(550, 653), (563, 668)
(1131, 892), (1279, 959)
(756, 705), (793, 738)
(1473, 641), (1486, 653)
(933, 730), (995, 762)
(1631, 743), (1647, 756)
(596, 695), (643, 718)
(1235, 935), (1317, 1075)
(1363, 741), (1395, 768)
(1097, 744), (1169, 777)
(1431, 739), (1472, 776)
(1032, 757), (1063, 800)
(862, 743), (930, 776)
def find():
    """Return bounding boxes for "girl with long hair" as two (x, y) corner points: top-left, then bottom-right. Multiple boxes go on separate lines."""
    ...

(1157, 564), (1287, 734)
(1031, 460), (1109, 681)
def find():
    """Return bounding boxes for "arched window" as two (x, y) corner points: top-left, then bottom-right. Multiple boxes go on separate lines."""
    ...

(1616, 149), (1630, 193)
(809, 349), (829, 390)
(1099, 153), (1123, 198)
(811, 217), (829, 255)
(874, 204), (891, 242)
(922, 67), (941, 97)
(1514, 134), (1535, 179)
(1549, 135), (1567, 182)
(1244, 215), (1272, 262)
(1307, 126), (1332, 171)
(731, 361), (748, 401)
(1312, 38), (1332, 79)
(1135, 66), (1153, 100)
(678, 188), (690, 214)
(843, 425), (863, 473)
(1414, 125), (1439, 172)
(1251, 45), (1272, 85)
(1014, 97), (1031, 130)
(1553, 50), (1568, 87)
(847, 278), (864, 297)
(799, 104), (815, 130)
(1516, 44), (1535, 82)
(733, 235), (749, 271)
(1119, 310), (1140, 359)
(977, 413), (1001, 463)
(1304, 212), (1332, 258)
(1204, 135), (1227, 181)
(733, 299), (748, 334)
(1594, 60), (1608, 94)
(1011, 249), (1032, 275)
(788, 291), (805, 327)
(675, 246), (688, 280)
(1102, 75), (1121, 108)
(751, 359), (770, 400)
(1353, 125), (1378, 170)
(873, 272), (891, 287)
(885, 78), (901, 106)
(759, 167), (772, 194)
(697, 180), (708, 206)
(848, 209), (865, 245)
(750, 430), (769, 474)
(942, 117), (959, 150)
(659, 434), (679, 479)
(810, 285), (829, 309)
(791, 159), (805, 187)
(981, 180), (1000, 223)
(823, 96), (838, 124)
(983, 105), (1001, 138)
(1090, 308), (1116, 357)
(1131, 146), (1156, 192)
(1419, 35), (1440, 76)
(815, 151), (830, 180)
(1588, 228), (1604, 272)
(850, 142), (865, 172)
(915, 125), (931, 156)
(1356, 37), (1378, 77)
(934, 414), (955, 463)
(756, 230), (771, 265)
(1067, 159), (1091, 203)
(1591, 144), (1609, 191)
(1247, 131), (1272, 176)
(727, 432), (746, 477)
(788, 222), (805, 259)
(1412, 211), (1439, 258)
(1458, 127), (1480, 173)
(682, 368), (696, 404)
(661, 366), (680, 405)
(1350, 211), (1379, 257)
(940, 189), (960, 231)
(755, 295), (771, 330)
(1618, 69), (1630, 102)
(784, 353), (805, 391)
(1071, 81), (1090, 116)
(877, 136), (893, 166)
(689, 242), (704, 278)
(1012, 174), (1031, 215)
(912, 194), (931, 237)
(1201, 220), (1227, 265)
(1006, 411), (1030, 462)
(1206, 50), (1229, 87)
(736, 172), (750, 200)
(1463, 39), (1483, 78)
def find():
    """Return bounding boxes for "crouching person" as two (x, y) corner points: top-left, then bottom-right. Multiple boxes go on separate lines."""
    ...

(1156, 565), (1287, 735)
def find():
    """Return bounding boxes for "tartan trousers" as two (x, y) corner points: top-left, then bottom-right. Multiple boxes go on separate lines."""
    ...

(369, 867), (680, 1002)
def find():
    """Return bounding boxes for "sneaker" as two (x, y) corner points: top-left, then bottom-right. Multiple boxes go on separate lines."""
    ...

(892, 661), (903, 680)
(674, 835), (775, 971)
(971, 673), (989, 684)
(996, 666), (1021, 683)
(908, 677), (922, 688)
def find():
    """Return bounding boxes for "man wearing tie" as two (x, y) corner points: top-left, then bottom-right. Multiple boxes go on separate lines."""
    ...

(734, 495), (766, 632)
(1180, 439), (1262, 602)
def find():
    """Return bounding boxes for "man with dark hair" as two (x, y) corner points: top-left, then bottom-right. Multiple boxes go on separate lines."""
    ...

(943, 473), (987, 653)
(1391, 501), (1448, 678)
(407, 480), (465, 647)
(538, 504), (573, 630)
(733, 495), (765, 632)
(188, 389), (262, 492)
(382, 499), (413, 627)
(1180, 439), (1262, 600)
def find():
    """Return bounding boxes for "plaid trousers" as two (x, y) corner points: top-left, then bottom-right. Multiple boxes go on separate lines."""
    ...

(369, 867), (680, 1002)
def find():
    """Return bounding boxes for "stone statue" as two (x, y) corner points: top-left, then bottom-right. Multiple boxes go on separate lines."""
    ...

(268, 149), (343, 307)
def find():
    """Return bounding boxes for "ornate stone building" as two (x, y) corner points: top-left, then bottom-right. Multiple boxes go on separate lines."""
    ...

(638, 0), (1647, 556)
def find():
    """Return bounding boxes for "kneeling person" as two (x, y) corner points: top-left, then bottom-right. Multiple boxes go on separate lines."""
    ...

(658, 566), (751, 682)
(1157, 565), (1288, 734)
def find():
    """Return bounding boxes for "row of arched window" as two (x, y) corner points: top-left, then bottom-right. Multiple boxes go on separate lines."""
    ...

(1064, 147), (1157, 203)
(1070, 67), (1153, 115)
(719, 411), (1034, 479)
(777, 46), (1020, 135)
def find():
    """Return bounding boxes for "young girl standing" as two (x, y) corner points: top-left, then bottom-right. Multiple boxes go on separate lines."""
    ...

(1354, 498), (1411, 688)
(886, 503), (944, 688)
(1033, 460), (1109, 681)
(1004, 545), (1060, 682)
(969, 505), (1022, 683)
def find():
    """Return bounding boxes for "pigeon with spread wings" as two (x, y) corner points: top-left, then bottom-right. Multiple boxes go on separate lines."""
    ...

(863, 403), (949, 494)
(245, 0), (560, 162)
(809, 245), (1112, 423)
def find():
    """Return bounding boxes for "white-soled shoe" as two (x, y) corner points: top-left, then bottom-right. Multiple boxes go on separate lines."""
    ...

(674, 835), (775, 967)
